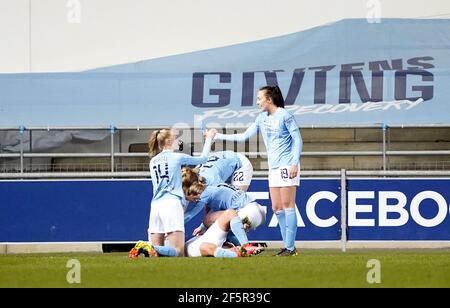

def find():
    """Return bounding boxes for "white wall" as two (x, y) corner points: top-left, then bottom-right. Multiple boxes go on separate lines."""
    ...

(0, 0), (449, 73)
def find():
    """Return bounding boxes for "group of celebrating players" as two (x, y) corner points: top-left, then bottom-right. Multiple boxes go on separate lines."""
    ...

(129, 85), (302, 258)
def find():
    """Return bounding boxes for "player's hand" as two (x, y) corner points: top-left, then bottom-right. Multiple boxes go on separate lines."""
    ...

(193, 226), (205, 237)
(205, 128), (217, 139)
(289, 165), (298, 179)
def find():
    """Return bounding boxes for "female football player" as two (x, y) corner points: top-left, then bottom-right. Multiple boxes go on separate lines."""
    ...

(184, 209), (263, 258)
(129, 128), (216, 258)
(214, 85), (302, 256)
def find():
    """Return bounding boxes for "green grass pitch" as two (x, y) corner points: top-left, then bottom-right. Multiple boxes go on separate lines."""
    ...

(1, 249), (449, 288)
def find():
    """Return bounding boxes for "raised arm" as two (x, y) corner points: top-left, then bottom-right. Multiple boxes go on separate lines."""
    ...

(214, 122), (258, 142)
(180, 130), (215, 166)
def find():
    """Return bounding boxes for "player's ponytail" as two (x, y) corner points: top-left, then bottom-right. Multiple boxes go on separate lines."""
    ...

(148, 129), (172, 158)
(259, 85), (285, 108)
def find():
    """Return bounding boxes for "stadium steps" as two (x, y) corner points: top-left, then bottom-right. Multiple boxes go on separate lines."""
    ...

(2, 128), (449, 173)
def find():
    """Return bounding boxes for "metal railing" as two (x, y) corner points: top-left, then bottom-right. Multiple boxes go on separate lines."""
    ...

(1, 124), (449, 178)
(2, 169), (450, 179)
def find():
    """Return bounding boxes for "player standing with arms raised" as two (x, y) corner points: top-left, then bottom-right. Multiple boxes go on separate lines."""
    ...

(129, 128), (216, 258)
(214, 85), (302, 256)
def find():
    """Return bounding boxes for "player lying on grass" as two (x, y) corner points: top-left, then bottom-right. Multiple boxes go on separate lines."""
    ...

(182, 168), (266, 248)
(184, 209), (263, 258)
(129, 209), (263, 258)
(129, 169), (264, 259)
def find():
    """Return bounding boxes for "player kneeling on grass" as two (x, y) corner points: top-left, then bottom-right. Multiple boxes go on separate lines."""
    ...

(128, 128), (216, 259)
(185, 209), (262, 258)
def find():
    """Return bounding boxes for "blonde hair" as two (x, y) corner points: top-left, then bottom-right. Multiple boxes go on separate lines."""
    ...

(186, 181), (207, 198)
(148, 129), (172, 158)
(182, 167), (206, 196)
(181, 167), (206, 196)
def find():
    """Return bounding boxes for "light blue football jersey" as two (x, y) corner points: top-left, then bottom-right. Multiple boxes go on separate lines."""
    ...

(150, 138), (212, 203)
(215, 108), (302, 169)
(183, 183), (255, 223)
(199, 184), (255, 212)
(197, 151), (242, 185)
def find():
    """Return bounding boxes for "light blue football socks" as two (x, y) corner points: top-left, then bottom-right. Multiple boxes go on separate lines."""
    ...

(153, 245), (178, 257)
(214, 248), (238, 258)
(276, 210), (287, 243)
(230, 216), (249, 245)
(285, 208), (297, 251)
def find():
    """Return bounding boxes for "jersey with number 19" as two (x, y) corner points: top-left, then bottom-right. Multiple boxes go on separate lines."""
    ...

(215, 108), (302, 169)
(215, 108), (302, 187)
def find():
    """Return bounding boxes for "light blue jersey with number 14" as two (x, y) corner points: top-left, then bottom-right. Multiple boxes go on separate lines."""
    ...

(150, 138), (212, 203)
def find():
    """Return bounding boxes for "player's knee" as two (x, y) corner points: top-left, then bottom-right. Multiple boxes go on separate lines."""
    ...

(272, 202), (282, 212)
(224, 209), (238, 220)
(281, 200), (291, 209)
(203, 217), (213, 228)
(176, 246), (185, 257)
